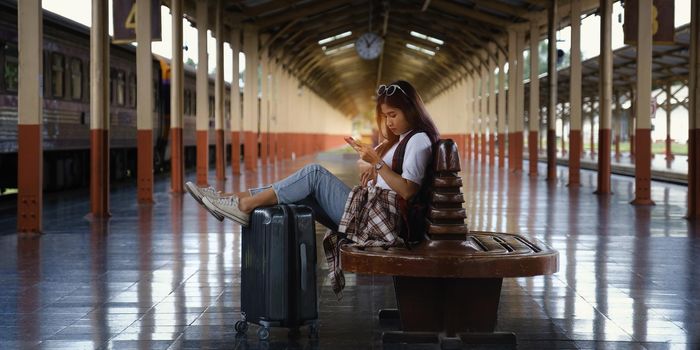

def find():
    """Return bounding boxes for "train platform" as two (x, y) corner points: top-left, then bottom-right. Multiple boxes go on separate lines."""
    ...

(0, 151), (699, 350)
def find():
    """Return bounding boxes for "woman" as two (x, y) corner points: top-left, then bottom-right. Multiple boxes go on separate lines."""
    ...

(187, 80), (440, 235)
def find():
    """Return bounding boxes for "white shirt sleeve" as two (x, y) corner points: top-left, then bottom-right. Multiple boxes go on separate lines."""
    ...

(400, 133), (433, 185)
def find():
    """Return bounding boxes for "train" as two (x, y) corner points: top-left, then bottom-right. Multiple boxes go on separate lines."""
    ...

(0, 0), (233, 193)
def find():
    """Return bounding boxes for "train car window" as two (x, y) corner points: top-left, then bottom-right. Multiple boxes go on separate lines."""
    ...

(116, 70), (125, 106)
(70, 58), (82, 100)
(184, 89), (190, 115)
(190, 90), (197, 115)
(128, 73), (136, 108)
(3, 43), (18, 92)
(51, 53), (64, 98)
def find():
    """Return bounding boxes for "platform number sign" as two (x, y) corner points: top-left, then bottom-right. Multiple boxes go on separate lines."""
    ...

(623, 0), (674, 45)
(112, 0), (162, 44)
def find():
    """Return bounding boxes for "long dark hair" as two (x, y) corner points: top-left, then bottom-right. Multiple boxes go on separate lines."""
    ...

(375, 80), (440, 157)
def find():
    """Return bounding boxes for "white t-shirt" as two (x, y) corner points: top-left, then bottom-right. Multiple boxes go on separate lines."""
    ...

(374, 130), (432, 190)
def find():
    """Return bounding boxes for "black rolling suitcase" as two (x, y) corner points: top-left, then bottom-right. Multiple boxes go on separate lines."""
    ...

(235, 204), (319, 340)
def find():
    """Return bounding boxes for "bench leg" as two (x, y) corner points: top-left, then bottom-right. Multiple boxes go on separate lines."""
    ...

(393, 276), (503, 337)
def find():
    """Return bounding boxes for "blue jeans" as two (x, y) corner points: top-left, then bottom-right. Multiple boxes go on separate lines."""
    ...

(249, 164), (351, 231)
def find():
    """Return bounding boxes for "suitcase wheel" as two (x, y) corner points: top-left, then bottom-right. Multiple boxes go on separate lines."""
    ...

(234, 320), (248, 334)
(257, 326), (270, 341)
(309, 322), (319, 339)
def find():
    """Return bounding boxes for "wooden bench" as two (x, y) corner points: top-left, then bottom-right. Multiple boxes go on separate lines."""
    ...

(340, 139), (559, 345)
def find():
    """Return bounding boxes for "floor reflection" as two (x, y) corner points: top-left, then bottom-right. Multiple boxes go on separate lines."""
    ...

(0, 154), (698, 349)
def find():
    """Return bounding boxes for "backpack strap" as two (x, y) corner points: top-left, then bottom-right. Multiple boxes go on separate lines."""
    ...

(391, 129), (420, 177)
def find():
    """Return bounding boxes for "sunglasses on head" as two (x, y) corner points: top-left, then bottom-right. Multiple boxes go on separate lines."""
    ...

(376, 84), (408, 97)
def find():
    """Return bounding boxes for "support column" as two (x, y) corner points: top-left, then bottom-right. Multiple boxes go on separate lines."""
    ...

(664, 84), (675, 160)
(136, 0), (153, 203)
(596, 0), (613, 194)
(528, 21), (540, 176)
(546, 0), (558, 180)
(243, 25), (259, 171)
(614, 93), (623, 159)
(473, 77), (480, 161)
(481, 63), (488, 164)
(497, 50), (506, 168)
(17, 0), (43, 233)
(230, 28), (242, 176)
(90, 0), (110, 217)
(688, 0), (700, 219)
(515, 31), (526, 172)
(464, 77), (474, 159)
(489, 44), (497, 166)
(170, 0), (184, 192)
(507, 30), (517, 170)
(632, 0), (655, 205)
(195, 0), (209, 184)
(260, 34), (270, 166)
(214, 0), (225, 181)
(590, 100), (597, 158)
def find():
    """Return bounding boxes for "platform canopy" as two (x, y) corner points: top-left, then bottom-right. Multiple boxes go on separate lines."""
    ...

(525, 23), (691, 108)
(164, 0), (602, 116)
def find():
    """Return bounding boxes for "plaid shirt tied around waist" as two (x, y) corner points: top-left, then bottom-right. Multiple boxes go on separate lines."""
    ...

(322, 184), (402, 299)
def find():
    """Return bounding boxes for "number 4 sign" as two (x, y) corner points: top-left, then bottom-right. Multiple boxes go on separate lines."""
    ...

(112, 0), (162, 44)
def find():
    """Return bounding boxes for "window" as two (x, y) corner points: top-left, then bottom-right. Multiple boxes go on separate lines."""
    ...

(51, 53), (64, 98)
(184, 89), (191, 115)
(209, 95), (214, 119)
(116, 70), (125, 106)
(70, 58), (82, 100)
(127, 73), (136, 107)
(3, 43), (18, 92)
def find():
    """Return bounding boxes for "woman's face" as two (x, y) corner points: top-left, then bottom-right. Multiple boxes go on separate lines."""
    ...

(380, 103), (411, 136)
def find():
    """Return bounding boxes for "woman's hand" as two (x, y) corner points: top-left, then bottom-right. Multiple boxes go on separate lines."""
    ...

(345, 137), (381, 164)
(360, 166), (377, 186)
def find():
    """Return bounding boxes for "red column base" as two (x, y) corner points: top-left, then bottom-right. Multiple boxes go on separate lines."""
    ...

(489, 135), (496, 166)
(137, 129), (154, 203)
(481, 135), (487, 164)
(465, 135), (472, 160)
(244, 131), (257, 171)
(528, 131), (538, 176)
(631, 128), (655, 205)
(171, 127), (184, 193)
(197, 130), (209, 186)
(568, 130), (581, 186)
(497, 133), (505, 168)
(546, 129), (557, 180)
(595, 128), (612, 195)
(515, 131), (524, 172)
(231, 131), (241, 176)
(18, 124), (43, 233)
(261, 132), (269, 166)
(215, 129), (225, 181)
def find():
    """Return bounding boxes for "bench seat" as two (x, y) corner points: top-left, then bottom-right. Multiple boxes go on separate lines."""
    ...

(340, 231), (558, 279)
(339, 139), (559, 344)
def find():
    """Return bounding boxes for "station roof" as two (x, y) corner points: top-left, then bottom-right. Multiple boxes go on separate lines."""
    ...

(168, 0), (602, 116)
(526, 23), (690, 115)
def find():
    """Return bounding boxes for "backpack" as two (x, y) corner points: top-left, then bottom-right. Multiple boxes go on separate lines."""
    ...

(390, 130), (435, 247)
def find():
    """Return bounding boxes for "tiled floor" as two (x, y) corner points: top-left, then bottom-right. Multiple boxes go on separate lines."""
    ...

(0, 151), (699, 349)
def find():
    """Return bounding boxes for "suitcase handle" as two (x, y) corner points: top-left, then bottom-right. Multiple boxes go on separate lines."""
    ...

(300, 243), (307, 292)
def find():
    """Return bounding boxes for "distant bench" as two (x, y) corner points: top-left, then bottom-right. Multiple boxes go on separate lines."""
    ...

(340, 139), (559, 346)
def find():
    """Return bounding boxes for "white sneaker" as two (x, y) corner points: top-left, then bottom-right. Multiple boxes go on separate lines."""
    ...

(202, 196), (250, 226)
(185, 181), (230, 221)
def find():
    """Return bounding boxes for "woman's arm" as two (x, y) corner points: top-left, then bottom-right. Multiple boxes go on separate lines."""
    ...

(376, 164), (420, 200)
(348, 139), (420, 200)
